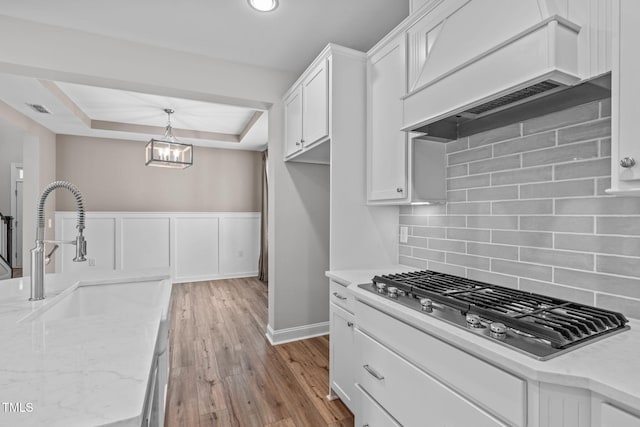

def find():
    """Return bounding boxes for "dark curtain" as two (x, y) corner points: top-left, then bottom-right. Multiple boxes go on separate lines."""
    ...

(258, 150), (268, 282)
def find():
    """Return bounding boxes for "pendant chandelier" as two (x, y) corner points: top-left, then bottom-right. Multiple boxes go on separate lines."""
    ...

(145, 108), (193, 169)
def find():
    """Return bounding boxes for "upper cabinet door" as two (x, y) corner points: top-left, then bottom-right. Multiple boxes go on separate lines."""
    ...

(367, 35), (408, 202)
(284, 86), (303, 158)
(610, 0), (640, 195)
(302, 59), (329, 146)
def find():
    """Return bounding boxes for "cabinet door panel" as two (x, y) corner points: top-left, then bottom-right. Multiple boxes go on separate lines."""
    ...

(330, 305), (355, 411)
(284, 87), (303, 157)
(302, 59), (329, 146)
(612, 0), (640, 190)
(367, 36), (408, 202)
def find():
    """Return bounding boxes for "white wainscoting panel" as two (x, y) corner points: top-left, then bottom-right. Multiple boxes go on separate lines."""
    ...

(122, 217), (171, 271)
(175, 217), (219, 280)
(55, 212), (260, 282)
(59, 217), (116, 273)
(219, 216), (261, 276)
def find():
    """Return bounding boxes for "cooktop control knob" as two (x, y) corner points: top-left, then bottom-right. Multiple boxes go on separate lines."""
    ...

(387, 286), (398, 298)
(490, 322), (507, 340)
(420, 298), (433, 312)
(466, 314), (482, 328)
(376, 283), (386, 294)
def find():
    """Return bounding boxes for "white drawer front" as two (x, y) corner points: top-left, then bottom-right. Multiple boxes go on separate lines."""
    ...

(356, 301), (526, 427)
(358, 385), (401, 427)
(356, 329), (507, 427)
(330, 280), (353, 313)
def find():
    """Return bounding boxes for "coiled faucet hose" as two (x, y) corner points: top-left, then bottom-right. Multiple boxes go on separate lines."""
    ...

(36, 181), (85, 240)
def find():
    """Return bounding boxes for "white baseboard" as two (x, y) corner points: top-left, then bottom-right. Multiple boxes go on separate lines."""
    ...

(173, 271), (259, 284)
(266, 321), (330, 345)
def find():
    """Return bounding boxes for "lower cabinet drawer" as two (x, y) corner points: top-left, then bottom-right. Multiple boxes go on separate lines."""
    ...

(356, 329), (508, 427)
(330, 280), (353, 313)
(357, 385), (401, 427)
(356, 300), (525, 426)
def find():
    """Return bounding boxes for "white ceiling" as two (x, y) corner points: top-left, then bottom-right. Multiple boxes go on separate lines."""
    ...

(0, 0), (409, 75)
(0, 1), (409, 150)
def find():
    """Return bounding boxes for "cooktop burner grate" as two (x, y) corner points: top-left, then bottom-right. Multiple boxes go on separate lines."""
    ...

(372, 270), (628, 349)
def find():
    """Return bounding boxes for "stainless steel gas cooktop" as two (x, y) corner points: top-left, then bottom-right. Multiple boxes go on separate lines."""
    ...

(359, 270), (629, 360)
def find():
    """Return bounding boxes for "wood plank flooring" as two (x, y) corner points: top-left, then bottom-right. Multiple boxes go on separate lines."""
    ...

(165, 278), (354, 427)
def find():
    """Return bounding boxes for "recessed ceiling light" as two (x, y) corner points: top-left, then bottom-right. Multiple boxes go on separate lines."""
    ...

(248, 0), (278, 12)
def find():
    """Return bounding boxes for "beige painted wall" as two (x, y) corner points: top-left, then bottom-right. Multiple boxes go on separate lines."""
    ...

(0, 100), (57, 273)
(56, 135), (262, 212)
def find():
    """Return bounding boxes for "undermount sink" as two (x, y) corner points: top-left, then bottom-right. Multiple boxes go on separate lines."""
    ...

(20, 278), (168, 323)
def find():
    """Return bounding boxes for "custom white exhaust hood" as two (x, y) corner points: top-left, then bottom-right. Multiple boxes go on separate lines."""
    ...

(402, 0), (610, 141)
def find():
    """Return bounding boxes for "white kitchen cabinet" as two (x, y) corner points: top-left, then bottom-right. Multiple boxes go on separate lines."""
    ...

(608, 0), (640, 195)
(601, 403), (640, 427)
(357, 384), (401, 427)
(329, 303), (356, 411)
(328, 280), (356, 411)
(301, 59), (329, 147)
(283, 53), (330, 164)
(367, 34), (408, 203)
(284, 86), (303, 157)
(367, 34), (446, 205)
(356, 328), (508, 427)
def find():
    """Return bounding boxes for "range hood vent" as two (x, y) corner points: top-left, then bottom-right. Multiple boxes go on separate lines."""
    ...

(464, 81), (561, 115)
(413, 75), (611, 141)
(401, 0), (596, 141)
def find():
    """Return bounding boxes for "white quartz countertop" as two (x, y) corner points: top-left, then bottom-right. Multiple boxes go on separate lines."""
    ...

(327, 266), (640, 410)
(0, 269), (172, 427)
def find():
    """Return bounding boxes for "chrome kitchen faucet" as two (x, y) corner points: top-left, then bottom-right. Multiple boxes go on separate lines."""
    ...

(29, 181), (87, 301)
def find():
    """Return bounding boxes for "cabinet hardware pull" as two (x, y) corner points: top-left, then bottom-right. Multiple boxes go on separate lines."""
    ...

(347, 321), (353, 327)
(301, 139), (305, 143)
(296, 141), (301, 146)
(396, 187), (403, 192)
(363, 364), (384, 381)
(332, 292), (347, 300)
(620, 157), (636, 168)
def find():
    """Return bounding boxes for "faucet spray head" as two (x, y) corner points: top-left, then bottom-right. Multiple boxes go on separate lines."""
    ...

(73, 231), (87, 262)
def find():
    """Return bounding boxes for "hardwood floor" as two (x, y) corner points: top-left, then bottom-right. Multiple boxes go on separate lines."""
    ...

(165, 278), (354, 427)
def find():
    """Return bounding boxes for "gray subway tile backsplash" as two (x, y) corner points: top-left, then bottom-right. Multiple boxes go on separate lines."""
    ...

(520, 178), (595, 199)
(467, 215), (518, 230)
(597, 216), (640, 236)
(519, 279), (595, 305)
(491, 165), (553, 185)
(468, 123), (521, 148)
(519, 247), (594, 270)
(397, 98), (640, 318)
(468, 185), (518, 202)
(522, 140), (599, 167)
(468, 154), (521, 175)
(492, 230), (553, 248)
(554, 158), (610, 180)
(491, 259), (552, 282)
(447, 174), (491, 190)
(556, 233), (640, 257)
(522, 101), (599, 134)
(493, 131), (556, 157)
(557, 119), (611, 145)
(520, 216), (594, 233)
(448, 145), (492, 165)
(492, 199), (553, 215)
